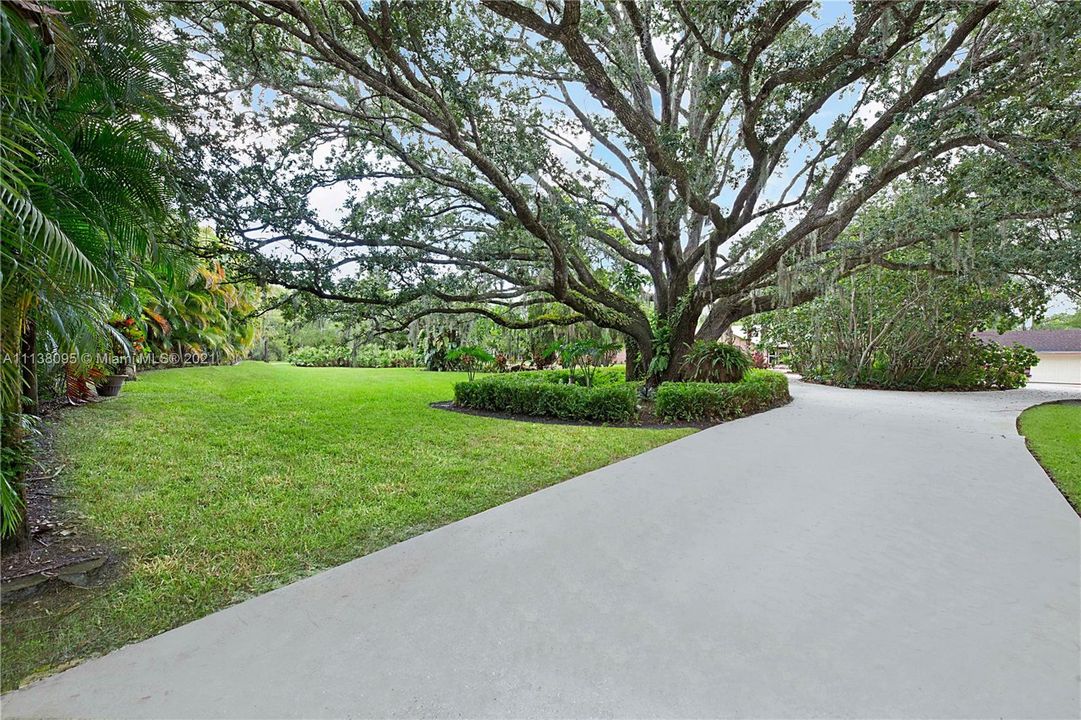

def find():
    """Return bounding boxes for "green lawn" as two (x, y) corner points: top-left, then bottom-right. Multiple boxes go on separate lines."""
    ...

(1019, 401), (1081, 514)
(1, 363), (692, 689)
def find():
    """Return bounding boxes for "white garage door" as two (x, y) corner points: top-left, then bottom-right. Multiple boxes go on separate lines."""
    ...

(1031, 353), (1081, 385)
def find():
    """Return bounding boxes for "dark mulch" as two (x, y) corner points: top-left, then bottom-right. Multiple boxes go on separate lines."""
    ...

(431, 400), (715, 430)
(1, 401), (117, 602)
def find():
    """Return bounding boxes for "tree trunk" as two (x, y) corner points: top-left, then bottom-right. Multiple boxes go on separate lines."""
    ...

(623, 336), (646, 381)
(640, 323), (696, 389)
(20, 315), (38, 416)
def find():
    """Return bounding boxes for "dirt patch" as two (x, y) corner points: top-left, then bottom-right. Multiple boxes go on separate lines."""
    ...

(2, 403), (117, 603)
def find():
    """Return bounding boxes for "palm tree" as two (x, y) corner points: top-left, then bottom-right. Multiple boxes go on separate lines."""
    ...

(140, 253), (258, 365)
(1, 0), (187, 543)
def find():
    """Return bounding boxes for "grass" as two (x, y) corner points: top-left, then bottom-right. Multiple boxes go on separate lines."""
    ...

(1, 363), (692, 690)
(1018, 401), (1081, 514)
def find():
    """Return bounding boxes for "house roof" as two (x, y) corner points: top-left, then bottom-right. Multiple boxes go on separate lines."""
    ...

(975, 329), (1081, 353)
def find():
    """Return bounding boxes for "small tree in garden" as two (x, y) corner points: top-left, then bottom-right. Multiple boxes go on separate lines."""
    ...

(682, 342), (752, 384)
(446, 346), (493, 382)
(544, 338), (619, 386)
(545, 341), (581, 383)
(573, 339), (621, 388)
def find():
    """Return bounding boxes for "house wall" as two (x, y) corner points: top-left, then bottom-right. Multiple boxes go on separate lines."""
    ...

(1031, 352), (1081, 385)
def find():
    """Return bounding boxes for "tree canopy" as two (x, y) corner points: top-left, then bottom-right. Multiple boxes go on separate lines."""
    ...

(178, 0), (1081, 380)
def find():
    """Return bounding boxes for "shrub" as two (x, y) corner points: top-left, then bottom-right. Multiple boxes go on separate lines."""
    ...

(655, 369), (790, 422)
(290, 345), (351, 367)
(974, 341), (1038, 389)
(509, 366), (626, 387)
(752, 264), (1042, 390)
(905, 341), (1037, 390)
(290, 344), (416, 368)
(354, 345), (416, 368)
(454, 375), (637, 423)
(681, 341), (751, 383)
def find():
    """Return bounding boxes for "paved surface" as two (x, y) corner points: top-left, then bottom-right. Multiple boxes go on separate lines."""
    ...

(4, 380), (1079, 719)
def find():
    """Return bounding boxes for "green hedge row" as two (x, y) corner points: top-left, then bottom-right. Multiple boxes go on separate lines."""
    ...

(505, 365), (626, 386)
(454, 375), (637, 423)
(290, 344), (415, 368)
(655, 369), (790, 422)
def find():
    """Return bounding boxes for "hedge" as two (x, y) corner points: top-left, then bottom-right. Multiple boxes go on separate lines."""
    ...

(290, 344), (415, 368)
(654, 369), (790, 422)
(454, 374), (637, 423)
(505, 365), (626, 387)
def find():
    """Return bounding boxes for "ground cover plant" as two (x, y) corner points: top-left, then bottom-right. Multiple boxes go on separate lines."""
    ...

(1018, 402), (1081, 515)
(0, 363), (691, 690)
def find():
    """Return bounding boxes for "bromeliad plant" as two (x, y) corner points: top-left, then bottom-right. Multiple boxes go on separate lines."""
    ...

(682, 341), (752, 384)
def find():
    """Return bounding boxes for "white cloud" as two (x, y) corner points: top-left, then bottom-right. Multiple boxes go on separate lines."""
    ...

(855, 99), (886, 126)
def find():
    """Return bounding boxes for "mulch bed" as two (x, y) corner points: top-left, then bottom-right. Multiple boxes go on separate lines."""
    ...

(1, 401), (117, 603)
(431, 401), (716, 430)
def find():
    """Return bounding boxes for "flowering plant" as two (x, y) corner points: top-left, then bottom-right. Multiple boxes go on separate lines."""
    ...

(109, 315), (147, 355)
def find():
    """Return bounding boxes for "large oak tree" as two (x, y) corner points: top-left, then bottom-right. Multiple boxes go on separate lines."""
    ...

(179, 0), (1080, 382)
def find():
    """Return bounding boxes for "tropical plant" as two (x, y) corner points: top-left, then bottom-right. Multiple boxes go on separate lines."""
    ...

(543, 341), (580, 382)
(0, 0), (192, 543)
(139, 257), (258, 365)
(541, 338), (618, 387)
(571, 339), (621, 388)
(446, 346), (494, 382)
(682, 341), (752, 384)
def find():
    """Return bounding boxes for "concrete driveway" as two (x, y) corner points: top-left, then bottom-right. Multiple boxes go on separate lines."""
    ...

(3, 380), (1079, 718)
